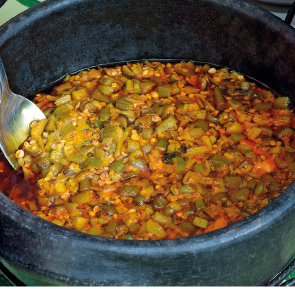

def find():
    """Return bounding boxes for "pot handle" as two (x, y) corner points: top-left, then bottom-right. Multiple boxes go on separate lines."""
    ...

(0, 0), (7, 9)
(268, 3), (295, 283)
(265, 257), (295, 286)
(285, 1), (295, 25)
(0, 261), (25, 286)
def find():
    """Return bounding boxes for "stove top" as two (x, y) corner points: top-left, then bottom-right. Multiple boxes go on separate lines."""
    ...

(256, 0), (293, 5)
(247, 0), (295, 27)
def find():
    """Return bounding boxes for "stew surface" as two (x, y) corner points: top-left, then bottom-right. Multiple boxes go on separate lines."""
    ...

(1, 60), (295, 240)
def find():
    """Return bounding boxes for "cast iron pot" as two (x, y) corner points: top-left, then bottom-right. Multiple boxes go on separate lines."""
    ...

(0, 0), (6, 8)
(1, 0), (295, 286)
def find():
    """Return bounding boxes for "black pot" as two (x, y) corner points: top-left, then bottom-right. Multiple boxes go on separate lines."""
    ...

(1, 0), (295, 286)
(0, 0), (6, 9)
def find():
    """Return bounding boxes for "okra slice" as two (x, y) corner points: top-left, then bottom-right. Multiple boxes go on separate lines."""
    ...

(120, 185), (140, 197)
(158, 83), (170, 98)
(155, 115), (177, 134)
(116, 97), (134, 110)
(193, 217), (208, 229)
(109, 160), (126, 173)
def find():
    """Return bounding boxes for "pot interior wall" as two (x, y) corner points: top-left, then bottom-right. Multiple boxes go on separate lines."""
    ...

(0, 0), (295, 100)
(1, 0), (295, 286)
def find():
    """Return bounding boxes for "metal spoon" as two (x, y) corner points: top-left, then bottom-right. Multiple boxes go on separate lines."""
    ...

(0, 57), (45, 169)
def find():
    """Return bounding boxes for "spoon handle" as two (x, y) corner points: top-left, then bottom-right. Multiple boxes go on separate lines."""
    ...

(0, 56), (45, 169)
(0, 57), (10, 104)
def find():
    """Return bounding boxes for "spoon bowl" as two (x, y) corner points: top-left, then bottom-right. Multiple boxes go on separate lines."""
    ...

(0, 57), (45, 169)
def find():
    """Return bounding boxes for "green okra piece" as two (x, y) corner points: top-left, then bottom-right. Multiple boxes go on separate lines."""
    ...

(230, 187), (249, 202)
(97, 108), (111, 121)
(72, 191), (91, 204)
(180, 222), (196, 235)
(178, 184), (195, 194)
(53, 104), (70, 117)
(93, 119), (104, 129)
(210, 155), (233, 165)
(185, 61), (196, 70)
(81, 157), (102, 169)
(155, 115), (177, 134)
(186, 146), (209, 155)
(275, 127), (293, 139)
(193, 217), (208, 228)
(93, 90), (115, 104)
(125, 79), (133, 91)
(153, 103), (165, 115)
(114, 126), (132, 158)
(139, 80), (156, 94)
(142, 128), (153, 140)
(193, 163), (205, 173)
(236, 144), (253, 152)
(68, 153), (87, 165)
(230, 133), (246, 143)
(255, 102), (272, 112)
(155, 138), (168, 151)
(153, 212), (171, 227)
(59, 124), (77, 137)
(120, 234), (134, 240)
(254, 183), (264, 196)
(175, 156), (186, 173)
(93, 148), (105, 159)
(130, 63), (143, 77)
(101, 77), (116, 86)
(88, 227), (104, 236)
(169, 83), (180, 95)
(228, 99), (242, 110)
(49, 162), (64, 176)
(122, 171), (140, 180)
(97, 85), (115, 96)
(288, 162), (295, 173)
(43, 108), (55, 118)
(31, 119), (48, 139)
(158, 83), (171, 98)
(205, 112), (219, 123)
(24, 146), (42, 156)
(79, 178), (90, 191)
(175, 66), (194, 77)
(195, 198), (205, 210)
(35, 156), (51, 171)
(109, 160), (126, 173)
(274, 97), (289, 110)
(64, 203), (82, 217)
(133, 81), (141, 94)
(184, 86), (198, 95)
(195, 119), (209, 132)
(224, 175), (242, 189)
(122, 65), (135, 77)
(214, 87), (226, 111)
(120, 185), (140, 197)
(190, 128), (205, 139)
(55, 94), (71, 106)
(133, 195), (145, 205)
(153, 195), (168, 210)
(116, 97), (134, 110)
(106, 222), (118, 234)
(260, 126), (273, 137)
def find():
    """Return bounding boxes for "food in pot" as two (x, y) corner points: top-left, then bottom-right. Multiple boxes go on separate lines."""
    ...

(1, 60), (295, 240)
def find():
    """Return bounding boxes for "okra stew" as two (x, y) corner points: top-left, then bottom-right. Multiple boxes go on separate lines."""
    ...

(1, 60), (295, 240)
